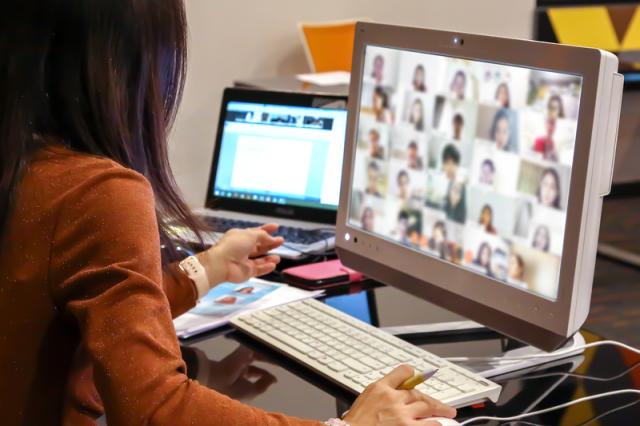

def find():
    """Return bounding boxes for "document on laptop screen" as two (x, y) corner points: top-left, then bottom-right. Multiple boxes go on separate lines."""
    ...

(213, 102), (348, 211)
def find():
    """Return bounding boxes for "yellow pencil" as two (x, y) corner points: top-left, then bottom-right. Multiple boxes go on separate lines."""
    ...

(397, 368), (439, 390)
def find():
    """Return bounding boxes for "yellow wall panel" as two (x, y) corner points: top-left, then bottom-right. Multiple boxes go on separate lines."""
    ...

(621, 7), (640, 51)
(548, 7), (620, 51)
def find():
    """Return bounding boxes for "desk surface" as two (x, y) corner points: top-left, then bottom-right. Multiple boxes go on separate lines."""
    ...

(182, 285), (640, 425)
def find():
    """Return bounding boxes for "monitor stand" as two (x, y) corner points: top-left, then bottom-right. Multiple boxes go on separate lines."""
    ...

(381, 321), (586, 379)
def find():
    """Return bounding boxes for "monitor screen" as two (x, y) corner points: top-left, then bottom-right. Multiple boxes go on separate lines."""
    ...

(213, 101), (348, 211)
(348, 45), (583, 300)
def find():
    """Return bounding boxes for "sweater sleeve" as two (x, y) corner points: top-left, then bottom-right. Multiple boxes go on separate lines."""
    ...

(48, 168), (321, 426)
(162, 262), (198, 318)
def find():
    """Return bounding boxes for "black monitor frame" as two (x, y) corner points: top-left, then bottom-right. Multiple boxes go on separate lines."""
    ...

(205, 88), (348, 225)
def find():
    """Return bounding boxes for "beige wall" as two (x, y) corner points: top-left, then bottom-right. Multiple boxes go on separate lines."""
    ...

(171, 0), (537, 206)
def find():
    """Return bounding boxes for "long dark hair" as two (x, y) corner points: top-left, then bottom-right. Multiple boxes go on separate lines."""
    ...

(0, 0), (204, 261)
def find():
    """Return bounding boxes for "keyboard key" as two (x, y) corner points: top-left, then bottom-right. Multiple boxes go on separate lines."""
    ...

(430, 380), (449, 391)
(459, 383), (478, 393)
(317, 356), (333, 364)
(343, 358), (369, 374)
(364, 371), (383, 382)
(388, 351), (412, 362)
(344, 371), (358, 378)
(328, 362), (348, 372)
(360, 356), (384, 370)
(377, 355), (396, 366)
(325, 349), (340, 357)
(431, 388), (461, 401)
(352, 375), (369, 385)
(267, 330), (313, 354)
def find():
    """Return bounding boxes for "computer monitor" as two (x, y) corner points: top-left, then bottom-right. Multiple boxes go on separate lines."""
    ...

(207, 88), (348, 224)
(336, 22), (623, 351)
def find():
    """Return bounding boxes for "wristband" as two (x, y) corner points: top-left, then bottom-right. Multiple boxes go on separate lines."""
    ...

(324, 419), (350, 426)
(179, 255), (209, 299)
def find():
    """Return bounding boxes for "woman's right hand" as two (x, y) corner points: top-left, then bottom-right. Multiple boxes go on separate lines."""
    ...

(343, 365), (456, 426)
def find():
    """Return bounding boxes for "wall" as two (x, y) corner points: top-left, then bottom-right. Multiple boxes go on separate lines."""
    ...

(171, 0), (537, 206)
(614, 91), (640, 185)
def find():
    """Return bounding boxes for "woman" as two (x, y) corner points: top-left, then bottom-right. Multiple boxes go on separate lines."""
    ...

(450, 70), (467, 100)
(479, 159), (495, 186)
(473, 242), (493, 276)
(507, 253), (526, 283)
(372, 54), (385, 84)
(407, 141), (424, 170)
(360, 206), (375, 232)
(532, 225), (551, 252)
(397, 170), (411, 201)
(452, 113), (465, 141)
(428, 221), (449, 260)
(532, 117), (559, 162)
(478, 205), (497, 235)
(395, 211), (412, 245)
(366, 160), (383, 198)
(547, 94), (565, 119)
(409, 98), (425, 131)
(0, 2), (455, 425)
(537, 168), (562, 209)
(445, 181), (466, 224)
(368, 128), (385, 159)
(372, 86), (393, 124)
(412, 64), (427, 92)
(494, 82), (511, 108)
(489, 108), (514, 151)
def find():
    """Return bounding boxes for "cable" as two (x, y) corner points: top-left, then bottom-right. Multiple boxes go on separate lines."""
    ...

(458, 389), (640, 425)
(506, 358), (640, 384)
(576, 399), (640, 426)
(495, 395), (640, 426)
(445, 340), (640, 363)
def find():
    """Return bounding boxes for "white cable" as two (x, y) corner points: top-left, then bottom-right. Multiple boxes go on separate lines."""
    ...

(458, 389), (640, 425)
(445, 340), (640, 363)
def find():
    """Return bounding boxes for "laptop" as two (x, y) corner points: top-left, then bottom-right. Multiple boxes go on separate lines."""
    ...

(193, 88), (349, 258)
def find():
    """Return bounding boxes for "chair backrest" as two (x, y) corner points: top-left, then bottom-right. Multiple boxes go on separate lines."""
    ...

(298, 20), (359, 73)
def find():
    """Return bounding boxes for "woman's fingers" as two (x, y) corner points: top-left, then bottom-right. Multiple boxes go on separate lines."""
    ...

(254, 254), (281, 265)
(249, 229), (284, 257)
(259, 223), (279, 235)
(377, 364), (414, 388)
(405, 392), (457, 419)
(251, 258), (279, 276)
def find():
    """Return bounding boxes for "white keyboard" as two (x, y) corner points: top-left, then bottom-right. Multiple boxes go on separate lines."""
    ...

(231, 299), (501, 408)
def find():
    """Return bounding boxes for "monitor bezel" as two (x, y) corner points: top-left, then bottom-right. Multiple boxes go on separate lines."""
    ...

(336, 22), (604, 349)
(205, 88), (348, 225)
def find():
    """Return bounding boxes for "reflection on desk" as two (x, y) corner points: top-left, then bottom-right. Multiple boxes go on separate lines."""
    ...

(182, 286), (640, 425)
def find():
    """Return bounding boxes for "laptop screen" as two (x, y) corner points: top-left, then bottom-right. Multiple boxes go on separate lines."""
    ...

(212, 101), (348, 211)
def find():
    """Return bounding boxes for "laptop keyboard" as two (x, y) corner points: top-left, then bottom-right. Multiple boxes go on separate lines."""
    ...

(201, 216), (331, 245)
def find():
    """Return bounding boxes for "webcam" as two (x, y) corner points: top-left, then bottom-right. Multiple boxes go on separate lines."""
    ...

(453, 37), (464, 46)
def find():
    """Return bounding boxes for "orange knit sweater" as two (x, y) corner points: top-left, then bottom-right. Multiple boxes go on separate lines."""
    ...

(0, 144), (321, 426)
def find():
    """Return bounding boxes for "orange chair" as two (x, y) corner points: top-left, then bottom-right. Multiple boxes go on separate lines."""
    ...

(298, 20), (360, 73)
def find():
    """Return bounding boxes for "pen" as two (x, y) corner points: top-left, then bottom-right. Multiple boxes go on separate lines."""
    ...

(397, 368), (439, 390)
